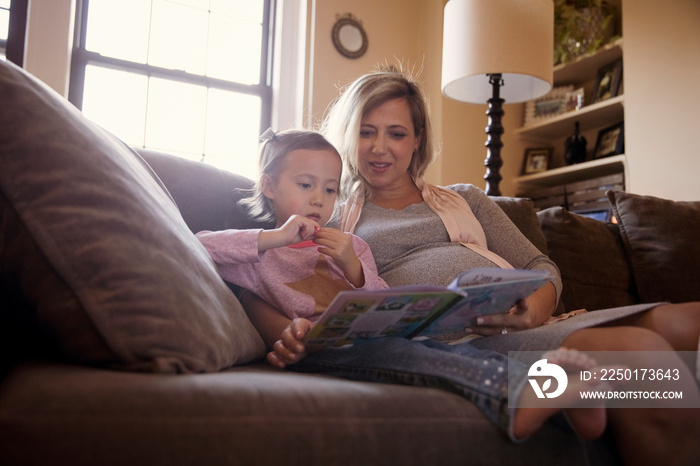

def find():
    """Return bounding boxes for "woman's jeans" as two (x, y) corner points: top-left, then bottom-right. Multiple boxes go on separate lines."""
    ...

(289, 337), (529, 440)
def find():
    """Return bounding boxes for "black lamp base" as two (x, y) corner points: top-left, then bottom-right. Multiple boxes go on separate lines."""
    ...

(484, 74), (504, 197)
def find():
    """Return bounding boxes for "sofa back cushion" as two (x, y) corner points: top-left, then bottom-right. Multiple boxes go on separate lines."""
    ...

(537, 207), (637, 312)
(136, 148), (274, 234)
(490, 196), (571, 315)
(0, 60), (265, 373)
(608, 190), (700, 304)
(490, 196), (548, 255)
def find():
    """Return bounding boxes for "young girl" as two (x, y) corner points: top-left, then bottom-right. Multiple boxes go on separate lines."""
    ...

(196, 129), (388, 357)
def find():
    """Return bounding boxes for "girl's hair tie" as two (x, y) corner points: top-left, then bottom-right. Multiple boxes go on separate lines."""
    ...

(260, 127), (277, 142)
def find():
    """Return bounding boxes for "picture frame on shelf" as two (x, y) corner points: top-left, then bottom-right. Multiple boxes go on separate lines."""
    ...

(534, 98), (564, 119)
(521, 148), (552, 175)
(593, 122), (624, 159)
(522, 85), (573, 126)
(590, 59), (623, 105)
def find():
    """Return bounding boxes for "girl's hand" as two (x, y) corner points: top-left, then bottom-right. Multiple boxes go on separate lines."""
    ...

(259, 215), (320, 251)
(279, 215), (320, 244)
(267, 318), (313, 369)
(313, 228), (364, 287)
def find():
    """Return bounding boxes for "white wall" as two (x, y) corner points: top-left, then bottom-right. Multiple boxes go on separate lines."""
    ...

(306, 0), (422, 126)
(623, 0), (700, 201)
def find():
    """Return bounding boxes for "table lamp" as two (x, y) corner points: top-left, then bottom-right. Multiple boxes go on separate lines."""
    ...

(441, 0), (553, 196)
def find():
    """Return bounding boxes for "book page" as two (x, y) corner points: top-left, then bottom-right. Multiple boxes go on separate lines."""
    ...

(303, 290), (459, 349)
(420, 271), (551, 338)
(449, 268), (550, 289)
(303, 268), (552, 349)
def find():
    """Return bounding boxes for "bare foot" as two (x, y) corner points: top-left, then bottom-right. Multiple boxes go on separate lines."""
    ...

(512, 348), (624, 440)
(545, 348), (608, 440)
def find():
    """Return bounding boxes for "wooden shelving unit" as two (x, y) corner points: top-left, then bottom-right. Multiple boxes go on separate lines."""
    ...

(552, 38), (623, 85)
(516, 95), (623, 140)
(516, 154), (625, 190)
(515, 37), (626, 213)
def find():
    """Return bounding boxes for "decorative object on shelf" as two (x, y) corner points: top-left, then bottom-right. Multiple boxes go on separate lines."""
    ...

(591, 59), (622, 104)
(553, 0), (617, 65)
(564, 121), (587, 165)
(521, 147), (552, 175)
(594, 121), (624, 159)
(331, 13), (368, 59)
(565, 87), (585, 111)
(441, 0), (553, 196)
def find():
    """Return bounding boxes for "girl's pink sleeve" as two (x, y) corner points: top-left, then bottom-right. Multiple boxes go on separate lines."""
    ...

(195, 229), (263, 265)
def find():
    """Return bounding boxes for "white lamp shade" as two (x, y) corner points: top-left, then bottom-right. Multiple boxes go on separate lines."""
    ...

(442, 0), (554, 104)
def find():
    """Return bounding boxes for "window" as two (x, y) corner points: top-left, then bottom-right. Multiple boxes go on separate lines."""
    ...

(1, 0), (27, 65)
(70, 0), (273, 178)
(0, 0), (10, 61)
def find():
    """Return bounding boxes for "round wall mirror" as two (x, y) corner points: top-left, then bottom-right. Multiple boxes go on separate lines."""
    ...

(331, 14), (368, 59)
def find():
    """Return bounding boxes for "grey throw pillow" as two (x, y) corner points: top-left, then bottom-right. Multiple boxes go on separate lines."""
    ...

(537, 206), (636, 312)
(607, 190), (700, 304)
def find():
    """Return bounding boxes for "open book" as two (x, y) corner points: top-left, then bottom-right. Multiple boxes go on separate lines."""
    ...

(303, 268), (551, 350)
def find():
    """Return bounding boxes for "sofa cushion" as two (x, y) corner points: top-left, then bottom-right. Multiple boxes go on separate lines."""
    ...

(490, 196), (570, 315)
(0, 60), (265, 373)
(0, 361), (618, 466)
(137, 148), (274, 234)
(491, 196), (548, 255)
(537, 207), (636, 312)
(607, 190), (700, 304)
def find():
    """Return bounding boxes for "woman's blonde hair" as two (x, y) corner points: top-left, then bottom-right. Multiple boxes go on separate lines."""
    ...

(320, 66), (436, 198)
(240, 129), (342, 223)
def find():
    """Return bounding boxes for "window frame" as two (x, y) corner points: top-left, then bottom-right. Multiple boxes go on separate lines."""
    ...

(68, 0), (274, 140)
(1, 0), (28, 65)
